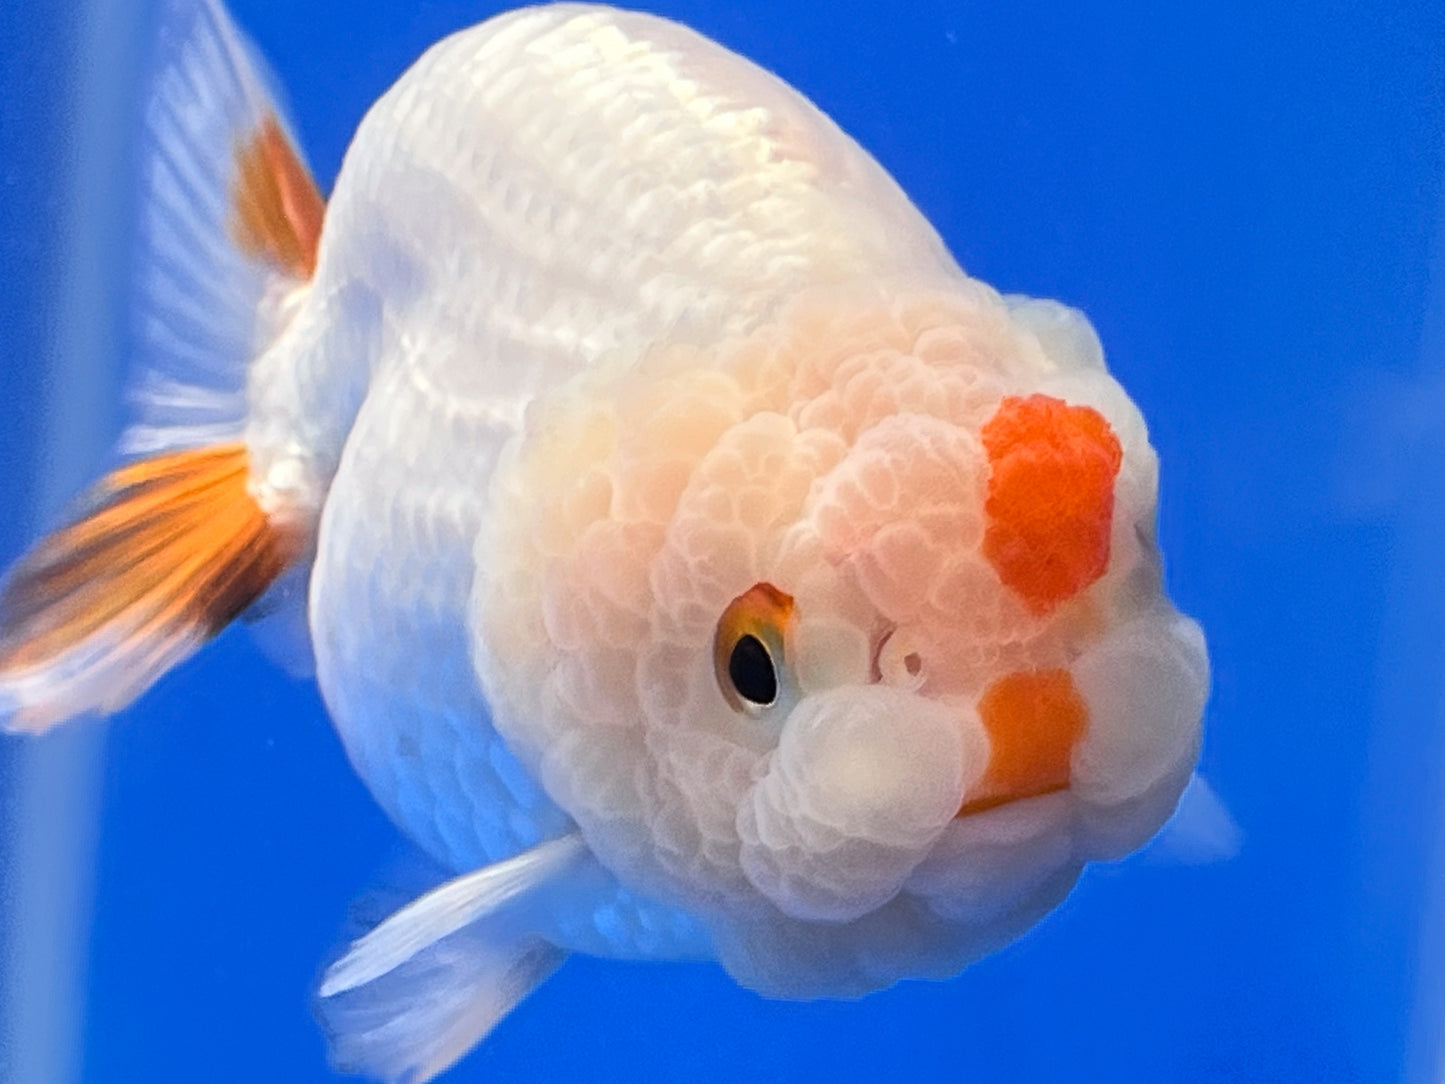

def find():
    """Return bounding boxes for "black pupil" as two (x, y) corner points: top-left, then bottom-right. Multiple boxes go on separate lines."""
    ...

(728, 634), (777, 706)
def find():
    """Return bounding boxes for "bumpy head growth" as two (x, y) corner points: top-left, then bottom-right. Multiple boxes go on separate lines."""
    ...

(474, 281), (1206, 996)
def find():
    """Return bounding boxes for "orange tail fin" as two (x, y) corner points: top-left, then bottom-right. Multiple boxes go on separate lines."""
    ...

(0, 445), (305, 732)
(0, 1), (331, 732)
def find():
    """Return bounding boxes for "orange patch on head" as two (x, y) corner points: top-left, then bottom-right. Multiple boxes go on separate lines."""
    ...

(961, 668), (1088, 815)
(981, 394), (1122, 614)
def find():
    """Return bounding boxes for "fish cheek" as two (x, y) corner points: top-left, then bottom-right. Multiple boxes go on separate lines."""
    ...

(736, 686), (974, 923)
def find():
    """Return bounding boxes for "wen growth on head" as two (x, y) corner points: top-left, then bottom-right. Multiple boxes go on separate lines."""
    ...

(0, 1), (1210, 1079)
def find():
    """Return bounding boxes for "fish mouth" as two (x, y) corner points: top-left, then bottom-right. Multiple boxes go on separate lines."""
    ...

(955, 781), (1070, 819)
(905, 786), (1079, 928)
(955, 666), (1087, 820)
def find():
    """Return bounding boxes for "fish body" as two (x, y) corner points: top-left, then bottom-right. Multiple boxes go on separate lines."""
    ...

(268, 0), (955, 887)
(0, 2), (1210, 1078)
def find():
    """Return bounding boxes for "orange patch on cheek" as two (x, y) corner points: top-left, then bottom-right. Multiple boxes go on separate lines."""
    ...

(981, 394), (1123, 614)
(961, 668), (1088, 815)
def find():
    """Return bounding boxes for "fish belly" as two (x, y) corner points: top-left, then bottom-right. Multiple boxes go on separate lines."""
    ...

(310, 355), (711, 962)
(310, 358), (566, 870)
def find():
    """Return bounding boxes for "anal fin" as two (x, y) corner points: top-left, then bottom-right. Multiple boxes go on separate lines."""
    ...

(0, 443), (305, 732)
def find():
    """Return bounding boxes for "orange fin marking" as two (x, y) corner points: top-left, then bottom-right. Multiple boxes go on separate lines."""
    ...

(0, 444), (304, 729)
(960, 668), (1088, 816)
(229, 113), (325, 279)
(981, 394), (1123, 615)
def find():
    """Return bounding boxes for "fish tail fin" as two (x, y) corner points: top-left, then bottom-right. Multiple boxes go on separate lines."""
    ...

(317, 836), (588, 1083)
(0, 0), (325, 732)
(0, 446), (307, 732)
(126, 0), (323, 459)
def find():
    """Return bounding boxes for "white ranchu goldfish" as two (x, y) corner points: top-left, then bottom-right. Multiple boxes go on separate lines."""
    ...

(0, 0), (1217, 1079)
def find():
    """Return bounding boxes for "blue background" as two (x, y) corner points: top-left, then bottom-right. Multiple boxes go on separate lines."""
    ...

(3, 0), (1445, 1080)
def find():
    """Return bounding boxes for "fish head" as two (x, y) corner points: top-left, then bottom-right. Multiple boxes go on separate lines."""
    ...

(476, 287), (1207, 990)
(709, 390), (1207, 930)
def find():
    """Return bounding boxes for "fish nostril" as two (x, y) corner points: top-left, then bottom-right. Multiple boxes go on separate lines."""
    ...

(876, 627), (927, 690)
(867, 624), (891, 683)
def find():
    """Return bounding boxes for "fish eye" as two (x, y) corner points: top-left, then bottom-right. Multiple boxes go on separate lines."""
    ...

(713, 582), (794, 714)
(728, 634), (777, 706)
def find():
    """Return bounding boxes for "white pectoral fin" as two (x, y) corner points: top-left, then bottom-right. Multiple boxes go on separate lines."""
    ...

(320, 833), (586, 997)
(1144, 774), (1242, 865)
(317, 834), (587, 1083)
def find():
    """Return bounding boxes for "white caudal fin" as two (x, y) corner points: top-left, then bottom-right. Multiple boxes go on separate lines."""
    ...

(0, 0), (324, 732)
(318, 836), (588, 1083)
(125, 0), (323, 457)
